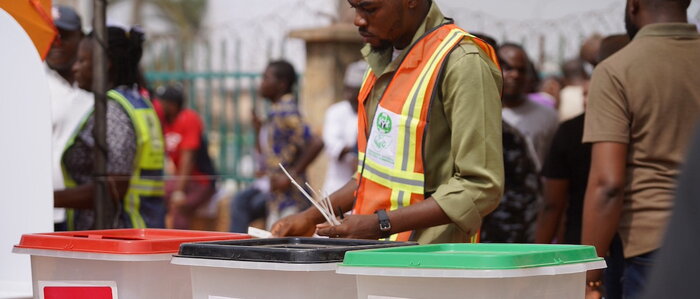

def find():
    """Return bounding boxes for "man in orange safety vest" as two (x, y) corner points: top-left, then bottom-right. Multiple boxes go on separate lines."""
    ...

(271, 0), (504, 244)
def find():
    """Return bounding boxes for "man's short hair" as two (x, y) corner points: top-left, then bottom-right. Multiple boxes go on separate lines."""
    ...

(155, 84), (185, 107)
(561, 59), (588, 81)
(499, 42), (526, 53)
(268, 60), (297, 94)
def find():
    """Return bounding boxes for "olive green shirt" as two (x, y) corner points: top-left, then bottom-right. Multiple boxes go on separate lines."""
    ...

(361, 3), (504, 244)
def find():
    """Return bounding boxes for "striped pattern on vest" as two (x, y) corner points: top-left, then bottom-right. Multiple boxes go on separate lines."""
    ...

(63, 87), (165, 230)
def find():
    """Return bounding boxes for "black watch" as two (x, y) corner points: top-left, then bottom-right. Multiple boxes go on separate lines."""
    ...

(375, 210), (392, 238)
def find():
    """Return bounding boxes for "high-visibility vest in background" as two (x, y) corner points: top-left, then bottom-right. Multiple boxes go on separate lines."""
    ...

(354, 23), (500, 241)
(63, 86), (165, 230)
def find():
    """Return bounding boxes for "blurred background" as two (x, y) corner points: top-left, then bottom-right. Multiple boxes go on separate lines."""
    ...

(50, 0), (700, 230)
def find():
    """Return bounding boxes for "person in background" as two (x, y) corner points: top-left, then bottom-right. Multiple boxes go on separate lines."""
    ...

(596, 34), (631, 65)
(535, 81), (592, 245)
(46, 5), (94, 230)
(582, 0), (700, 297)
(322, 61), (365, 194)
(229, 60), (324, 233)
(535, 34), (632, 245)
(579, 34), (603, 72)
(537, 76), (563, 109)
(499, 43), (558, 170)
(526, 60), (557, 110)
(155, 85), (217, 230)
(481, 121), (540, 243)
(558, 58), (589, 122)
(54, 26), (166, 230)
(471, 34), (541, 244)
(537, 34), (630, 298)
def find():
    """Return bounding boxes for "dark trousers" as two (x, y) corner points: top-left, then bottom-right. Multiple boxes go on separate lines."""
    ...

(229, 187), (271, 233)
(604, 235), (657, 299)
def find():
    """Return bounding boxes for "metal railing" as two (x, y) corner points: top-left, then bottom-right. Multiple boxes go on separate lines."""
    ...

(146, 70), (261, 186)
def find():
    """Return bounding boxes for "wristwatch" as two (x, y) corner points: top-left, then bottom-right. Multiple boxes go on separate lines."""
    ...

(375, 210), (392, 238)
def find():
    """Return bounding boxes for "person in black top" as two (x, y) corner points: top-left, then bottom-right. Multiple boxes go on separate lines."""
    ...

(535, 34), (630, 299)
(535, 33), (631, 245)
(535, 110), (590, 244)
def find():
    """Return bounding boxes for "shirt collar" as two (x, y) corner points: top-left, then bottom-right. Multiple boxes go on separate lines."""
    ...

(361, 2), (449, 77)
(635, 23), (699, 40)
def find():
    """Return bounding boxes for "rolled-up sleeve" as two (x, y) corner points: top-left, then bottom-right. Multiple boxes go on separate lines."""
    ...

(430, 45), (505, 234)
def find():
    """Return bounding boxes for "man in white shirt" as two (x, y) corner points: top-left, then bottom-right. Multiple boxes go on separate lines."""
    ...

(498, 43), (558, 169)
(322, 60), (366, 194)
(47, 5), (93, 228)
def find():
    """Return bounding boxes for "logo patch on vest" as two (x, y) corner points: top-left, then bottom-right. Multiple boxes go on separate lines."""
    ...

(376, 112), (392, 134)
(367, 107), (399, 168)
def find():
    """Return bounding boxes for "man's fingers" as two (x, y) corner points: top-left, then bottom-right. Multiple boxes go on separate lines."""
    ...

(270, 222), (287, 237)
(316, 225), (336, 237)
(317, 224), (347, 238)
(316, 222), (332, 229)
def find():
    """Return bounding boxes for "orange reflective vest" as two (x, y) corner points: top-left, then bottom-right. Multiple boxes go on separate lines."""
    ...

(354, 23), (500, 241)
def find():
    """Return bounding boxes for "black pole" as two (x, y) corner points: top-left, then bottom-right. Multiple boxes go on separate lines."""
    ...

(92, 0), (114, 229)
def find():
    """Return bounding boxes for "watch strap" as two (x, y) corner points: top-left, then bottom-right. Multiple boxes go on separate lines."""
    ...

(375, 210), (392, 238)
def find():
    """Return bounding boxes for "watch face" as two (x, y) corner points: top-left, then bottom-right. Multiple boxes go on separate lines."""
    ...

(380, 222), (391, 231)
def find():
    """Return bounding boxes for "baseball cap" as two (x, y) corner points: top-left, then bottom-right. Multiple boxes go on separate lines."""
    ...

(52, 5), (82, 31)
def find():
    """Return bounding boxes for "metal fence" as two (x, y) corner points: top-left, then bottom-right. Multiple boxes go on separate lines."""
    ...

(143, 34), (267, 185)
(143, 35), (305, 187)
(146, 69), (260, 185)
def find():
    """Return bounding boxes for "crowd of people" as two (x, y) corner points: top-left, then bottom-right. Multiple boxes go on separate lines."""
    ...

(45, 0), (699, 298)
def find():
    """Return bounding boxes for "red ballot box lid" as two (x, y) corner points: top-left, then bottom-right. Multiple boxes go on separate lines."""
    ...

(15, 228), (251, 254)
(44, 286), (114, 299)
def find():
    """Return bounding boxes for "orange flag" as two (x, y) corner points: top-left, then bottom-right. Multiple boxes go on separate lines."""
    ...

(0, 0), (57, 60)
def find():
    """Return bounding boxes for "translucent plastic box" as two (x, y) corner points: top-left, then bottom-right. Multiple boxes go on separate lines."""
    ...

(13, 229), (250, 299)
(171, 237), (416, 299)
(337, 243), (607, 299)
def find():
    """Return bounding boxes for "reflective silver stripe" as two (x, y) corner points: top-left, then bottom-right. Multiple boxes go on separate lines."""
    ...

(130, 184), (164, 193)
(363, 161), (423, 187)
(401, 31), (463, 170)
(397, 190), (405, 209)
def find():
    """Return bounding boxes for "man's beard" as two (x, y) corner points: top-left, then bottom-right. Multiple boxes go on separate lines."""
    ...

(370, 40), (393, 53)
(624, 6), (639, 39)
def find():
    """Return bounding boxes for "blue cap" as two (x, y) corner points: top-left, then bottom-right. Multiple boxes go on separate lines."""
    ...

(52, 5), (82, 31)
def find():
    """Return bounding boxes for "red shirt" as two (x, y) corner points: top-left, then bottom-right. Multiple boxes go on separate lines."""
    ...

(163, 109), (208, 184)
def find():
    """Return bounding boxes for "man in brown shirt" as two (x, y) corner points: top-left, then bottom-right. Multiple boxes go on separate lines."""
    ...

(582, 0), (700, 298)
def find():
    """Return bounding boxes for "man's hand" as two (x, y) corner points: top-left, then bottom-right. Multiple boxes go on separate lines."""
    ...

(271, 179), (358, 237)
(316, 214), (380, 240)
(585, 269), (604, 299)
(270, 211), (317, 237)
(585, 288), (602, 299)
